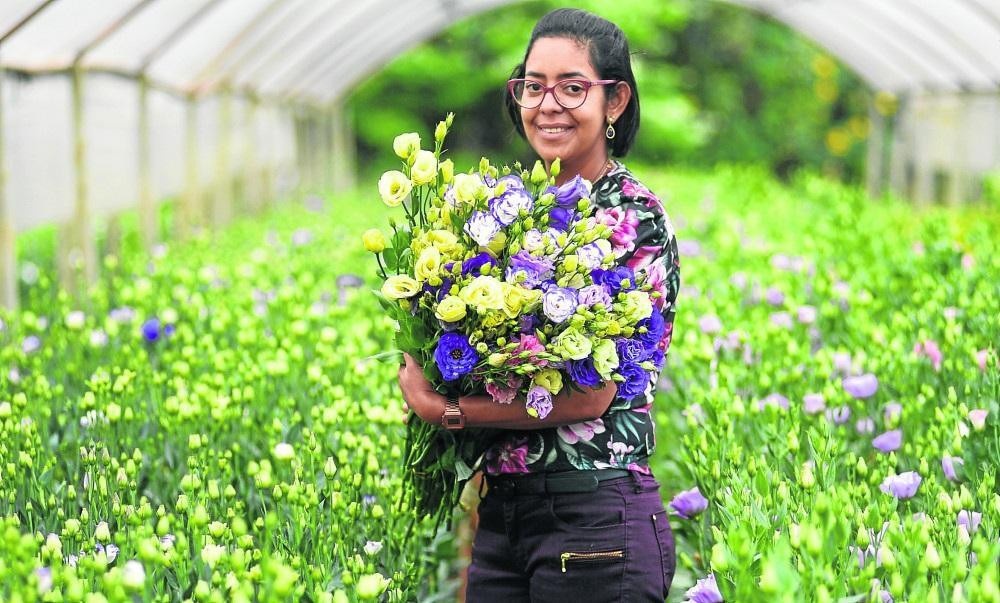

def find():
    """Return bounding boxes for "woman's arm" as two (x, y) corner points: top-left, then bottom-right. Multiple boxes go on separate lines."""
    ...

(398, 353), (616, 430)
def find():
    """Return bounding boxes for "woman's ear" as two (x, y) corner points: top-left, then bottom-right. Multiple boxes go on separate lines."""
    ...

(607, 82), (631, 120)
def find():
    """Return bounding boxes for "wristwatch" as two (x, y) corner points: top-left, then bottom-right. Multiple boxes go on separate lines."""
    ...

(441, 395), (465, 430)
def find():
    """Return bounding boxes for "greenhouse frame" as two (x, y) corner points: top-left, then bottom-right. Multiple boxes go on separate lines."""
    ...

(1, 0), (999, 310)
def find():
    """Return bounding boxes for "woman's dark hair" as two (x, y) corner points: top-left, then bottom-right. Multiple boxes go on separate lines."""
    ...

(505, 8), (640, 157)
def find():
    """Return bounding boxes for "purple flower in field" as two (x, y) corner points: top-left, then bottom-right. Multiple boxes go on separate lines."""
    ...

(34, 567), (53, 594)
(855, 417), (875, 434)
(832, 351), (852, 376)
(699, 314), (723, 334)
(542, 287), (578, 323)
(843, 373), (878, 399)
(433, 333), (478, 381)
(764, 287), (785, 306)
(826, 405), (851, 425)
(872, 430), (902, 453)
(22, 335), (41, 354)
(880, 471), (921, 499)
(684, 572), (723, 602)
(525, 386), (553, 420)
(550, 174), (589, 208)
(506, 251), (554, 289)
(803, 393), (826, 415)
(109, 306), (136, 323)
(957, 510), (982, 533)
(291, 228), (312, 246)
(883, 402), (902, 424)
(141, 318), (173, 343)
(942, 456), (964, 482)
(677, 239), (701, 257)
(461, 252), (497, 276)
(879, 590), (893, 603)
(757, 393), (789, 411)
(968, 409), (988, 431)
(577, 284), (612, 308)
(797, 305), (817, 324)
(771, 253), (792, 270)
(464, 211), (502, 246)
(769, 312), (793, 329)
(975, 349), (990, 372)
(669, 486), (709, 519)
(730, 272), (748, 288)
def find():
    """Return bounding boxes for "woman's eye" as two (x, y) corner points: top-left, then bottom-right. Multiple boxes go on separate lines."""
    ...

(525, 83), (544, 93)
(562, 84), (585, 95)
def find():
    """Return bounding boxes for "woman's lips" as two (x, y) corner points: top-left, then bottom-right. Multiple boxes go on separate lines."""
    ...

(535, 125), (573, 141)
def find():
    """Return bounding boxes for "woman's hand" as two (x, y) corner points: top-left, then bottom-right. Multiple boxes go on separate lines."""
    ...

(397, 353), (444, 425)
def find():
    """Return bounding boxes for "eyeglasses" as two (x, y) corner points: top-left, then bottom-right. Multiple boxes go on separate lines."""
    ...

(507, 78), (618, 109)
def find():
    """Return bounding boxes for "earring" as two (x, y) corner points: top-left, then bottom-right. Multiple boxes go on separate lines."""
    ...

(606, 116), (616, 140)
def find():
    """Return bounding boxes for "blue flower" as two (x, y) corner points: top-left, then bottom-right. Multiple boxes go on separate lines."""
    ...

(461, 253), (497, 276)
(547, 207), (573, 232)
(591, 266), (636, 296)
(615, 338), (647, 364)
(616, 362), (649, 401)
(433, 333), (479, 381)
(141, 318), (162, 343)
(551, 174), (589, 208)
(568, 358), (601, 388)
(636, 310), (665, 351)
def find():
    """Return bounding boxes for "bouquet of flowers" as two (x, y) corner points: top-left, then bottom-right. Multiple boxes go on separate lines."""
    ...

(366, 115), (664, 526)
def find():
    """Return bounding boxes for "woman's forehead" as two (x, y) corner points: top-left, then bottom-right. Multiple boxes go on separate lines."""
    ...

(525, 36), (596, 78)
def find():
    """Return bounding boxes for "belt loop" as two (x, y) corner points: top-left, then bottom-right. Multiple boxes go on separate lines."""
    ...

(629, 468), (642, 493)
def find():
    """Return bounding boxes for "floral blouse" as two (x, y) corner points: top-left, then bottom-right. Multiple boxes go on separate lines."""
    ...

(483, 162), (680, 475)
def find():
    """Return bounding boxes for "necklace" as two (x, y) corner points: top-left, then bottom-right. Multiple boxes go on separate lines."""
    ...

(593, 158), (615, 183)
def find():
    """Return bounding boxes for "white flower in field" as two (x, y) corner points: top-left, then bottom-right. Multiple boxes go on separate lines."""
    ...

(65, 311), (86, 330)
(363, 540), (383, 556)
(122, 560), (146, 590)
(96, 543), (119, 564)
(95, 521), (111, 542)
(34, 567), (52, 594)
(0, 401), (11, 418)
(159, 534), (176, 550)
(355, 573), (390, 600)
(20, 262), (39, 285)
(968, 409), (988, 431)
(272, 442), (295, 461)
(89, 329), (108, 347)
(201, 543), (226, 567)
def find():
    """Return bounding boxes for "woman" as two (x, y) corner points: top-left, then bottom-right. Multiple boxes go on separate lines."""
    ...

(398, 8), (680, 601)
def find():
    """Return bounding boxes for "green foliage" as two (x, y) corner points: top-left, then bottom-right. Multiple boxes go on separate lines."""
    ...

(348, 1), (869, 182)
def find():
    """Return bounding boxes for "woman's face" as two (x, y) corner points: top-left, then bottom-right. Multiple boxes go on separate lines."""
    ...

(520, 36), (627, 172)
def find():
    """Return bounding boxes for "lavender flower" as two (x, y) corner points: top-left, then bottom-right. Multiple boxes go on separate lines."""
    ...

(577, 242), (608, 269)
(872, 430), (902, 453)
(616, 362), (650, 401)
(879, 471), (921, 499)
(464, 211), (502, 246)
(551, 174), (589, 208)
(826, 405), (851, 425)
(542, 287), (578, 323)
(802, 393), (826, 415)
(883, 402), (902, 424)
(22, 336), (41, 354)
(698, 314), (723, 334)
(769, 312), (793, 329)
(764, 287), (785, 306)
(855, 417), (875, 434)
(942, 456), (964, 482)
(669, 486), (709, 519)
(684, 572), (723, 602)
(548, 207), (573, 231)
(506, 251), (554, 289)
(957, 510), (982, 533)
(758, 393), (789, 411)
(577, 284), (612, 308)
(832, 351), (852, 376)
(843, 373), (878, 399)
(525, 386), (553, 420)
(796, 305), (817, 324)
(491, 188), (533, 226)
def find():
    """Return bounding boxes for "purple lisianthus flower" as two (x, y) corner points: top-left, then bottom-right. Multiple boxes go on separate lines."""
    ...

(855, 417), (875, 434)
(649, 347), (665, 370)
(464, 211), (502, 247)
(550, 174), (589, 208)
(498, 173), (525, 192)
(684, 573), (723, 603)
(506, 250), (553, 289)
(942, 456), (964, 482)
(826, 405), (851, 425)
(433, 332), (479, 381)
(637, 310), (666, 351)
(141, 318), (163, 343)
(769, 312), (793, 329)
(765, 287), (785, 306)
(883, 402), (902, 423)
(519, 314), (539, 334)
(592, 266), (636, 296)
(832, 351), (852, 376)
(577, 284), (612, 309)
(22, 335), (41, 354)
(542, 287), (578, 323)
(491, 188), (534, 226)
(699, 314), (723, 334)
(548, 207), (573, 231)
(758, 393), (789, 411)
(616, 338), (646, 364)
(957, 510), (982, 533)
(843, 373), (879, 399)
(461, 252), (497, 276)
(568, 357), (601, 388)
(522, 229), (545, 252)
(525, 385), (553, 420)
(879, 471), (921, 499)
(669, 486), (709, 519)
(616, 362), (649, 401)
(803, 393), (826, 414)
(577, 242), (608, 269)
(872, 430), (902, 453)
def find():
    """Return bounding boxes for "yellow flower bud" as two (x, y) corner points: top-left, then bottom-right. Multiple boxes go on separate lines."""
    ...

(362, 229), (386, 253)
(439, 159), (455, 184)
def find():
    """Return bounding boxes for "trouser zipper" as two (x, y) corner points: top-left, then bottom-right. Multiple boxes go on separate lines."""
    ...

(560, 550), (625, 572)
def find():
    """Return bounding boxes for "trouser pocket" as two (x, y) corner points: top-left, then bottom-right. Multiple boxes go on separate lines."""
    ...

(652, 510), (677, 597)
(560, 549), (625, 573)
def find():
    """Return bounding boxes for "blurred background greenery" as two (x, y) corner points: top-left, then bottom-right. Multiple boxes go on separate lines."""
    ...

(346, 0), (871, 182)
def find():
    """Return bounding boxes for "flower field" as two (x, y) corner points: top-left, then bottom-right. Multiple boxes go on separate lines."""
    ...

(0, 166), (997, 602)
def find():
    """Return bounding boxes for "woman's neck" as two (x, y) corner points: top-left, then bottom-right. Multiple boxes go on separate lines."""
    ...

(551, 154), (612, 186)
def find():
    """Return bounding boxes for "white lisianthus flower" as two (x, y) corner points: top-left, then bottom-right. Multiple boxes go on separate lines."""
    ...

(392, 132), (420, 160)
(459, 276), (506, 312)
(122, 560), (146, 590)
(378, 171), (412, 207)
(363, 540), (383, 556)
(453, 173), (484, 204)
(410, 150), (438, 185)
(65, 311), (86, 330)
(272, 442), (294, 461)
(381, 275), (420, 300)
(413, 246), (441, 283)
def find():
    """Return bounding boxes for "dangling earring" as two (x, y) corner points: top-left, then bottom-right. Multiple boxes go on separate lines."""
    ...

(605, 116), (616, 140)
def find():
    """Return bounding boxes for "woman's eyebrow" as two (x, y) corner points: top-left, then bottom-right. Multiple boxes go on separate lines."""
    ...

(525, 70), (588, 79)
